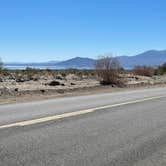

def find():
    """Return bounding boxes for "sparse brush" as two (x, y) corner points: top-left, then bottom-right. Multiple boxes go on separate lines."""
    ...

(133, 66), (154, 77)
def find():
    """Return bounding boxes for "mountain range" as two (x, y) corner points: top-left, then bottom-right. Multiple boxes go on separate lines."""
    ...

(4, 50), (166, 69)
(118, 50), (166, 68)
(54, 50), (166, 69)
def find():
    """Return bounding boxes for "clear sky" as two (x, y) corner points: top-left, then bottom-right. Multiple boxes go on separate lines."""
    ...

(0, 0), (165, 62)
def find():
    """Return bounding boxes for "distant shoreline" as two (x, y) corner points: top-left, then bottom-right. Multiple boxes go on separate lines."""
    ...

(3, 65), (67, 70)
(3, 65), (131, 70)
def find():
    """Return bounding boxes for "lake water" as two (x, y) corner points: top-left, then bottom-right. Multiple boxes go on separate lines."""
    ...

(4, 65), (129, 70)
(3, 65), (93, 70)
(4, 65), (66, 70)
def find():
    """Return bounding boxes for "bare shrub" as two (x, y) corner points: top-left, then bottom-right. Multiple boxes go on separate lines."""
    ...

(133, 66), (154, 77)
(94, 56), (122, 85)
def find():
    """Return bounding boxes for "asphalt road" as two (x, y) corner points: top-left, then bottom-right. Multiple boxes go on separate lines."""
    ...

(0, 87), (166, 165)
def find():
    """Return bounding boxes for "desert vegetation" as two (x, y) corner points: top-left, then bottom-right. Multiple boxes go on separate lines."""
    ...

(0, 67), (100, 97)
(0, 55), (166, 100)
(154, 63), (166, 75)
(132, 63), (166, 77)
(133, 66), (154, 77)
(94, 56), (123, 85)
(0, 57), (3, 70)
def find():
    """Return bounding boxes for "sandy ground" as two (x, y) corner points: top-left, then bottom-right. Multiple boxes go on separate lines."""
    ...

(0, 73), (166, 105)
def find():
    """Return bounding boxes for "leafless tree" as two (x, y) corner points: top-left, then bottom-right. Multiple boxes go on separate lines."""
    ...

(94, 55), (121, 85)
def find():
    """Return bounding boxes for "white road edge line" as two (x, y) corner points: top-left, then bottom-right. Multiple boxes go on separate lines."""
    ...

(0, 95), (166, 129)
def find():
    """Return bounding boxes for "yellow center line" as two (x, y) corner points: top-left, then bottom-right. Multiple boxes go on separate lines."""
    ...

(0, 95), (166, 129)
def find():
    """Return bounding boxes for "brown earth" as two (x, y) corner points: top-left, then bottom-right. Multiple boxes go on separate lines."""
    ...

(0, 73), (166, 104)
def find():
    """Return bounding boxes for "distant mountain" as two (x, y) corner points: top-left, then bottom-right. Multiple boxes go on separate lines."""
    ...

(56, 57), (95, 69)
(55, 50), (166, 69)
(118, 50), (166, 68)
(4, 50), (166, 69)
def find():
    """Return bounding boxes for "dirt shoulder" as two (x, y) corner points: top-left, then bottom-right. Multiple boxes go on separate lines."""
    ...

(0, 84), (165, 105)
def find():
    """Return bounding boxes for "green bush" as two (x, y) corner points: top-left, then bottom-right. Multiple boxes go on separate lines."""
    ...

(0, 57), (3, 70)
(155, 63), (166, 75)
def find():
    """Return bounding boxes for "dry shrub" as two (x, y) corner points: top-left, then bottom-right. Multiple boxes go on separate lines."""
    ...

(94, 56), (123, 86)
(133, 66), (154, 77)
(155, 63), (166, 75)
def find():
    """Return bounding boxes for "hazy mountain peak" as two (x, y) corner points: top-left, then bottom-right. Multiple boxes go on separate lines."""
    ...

(118, 49), (166, 68)
(56, 57), (95, 69)
(137, 49), (166, 56)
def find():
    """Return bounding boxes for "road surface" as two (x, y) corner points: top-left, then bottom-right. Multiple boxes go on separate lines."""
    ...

(0, 87), (166, 165)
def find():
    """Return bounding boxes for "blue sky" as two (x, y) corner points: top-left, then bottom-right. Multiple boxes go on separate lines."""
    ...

(0, 0), (165, 62)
